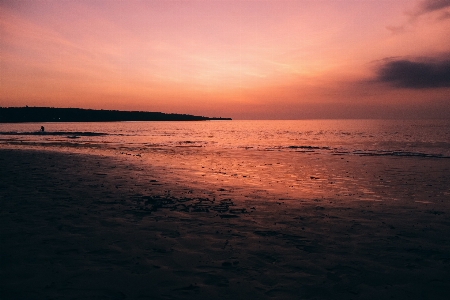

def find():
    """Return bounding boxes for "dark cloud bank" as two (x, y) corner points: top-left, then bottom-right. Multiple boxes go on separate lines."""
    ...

(377, 58), (450, 89)
(419, 0), (450, 15)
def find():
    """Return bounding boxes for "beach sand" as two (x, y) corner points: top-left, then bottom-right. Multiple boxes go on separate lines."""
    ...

(1, 148), (450, 299)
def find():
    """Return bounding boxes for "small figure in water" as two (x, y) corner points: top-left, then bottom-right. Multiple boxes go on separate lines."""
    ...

(40, 126), (45, 132)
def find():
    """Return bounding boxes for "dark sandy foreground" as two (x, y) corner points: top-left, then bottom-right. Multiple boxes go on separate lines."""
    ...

(1, 149), (450, 299)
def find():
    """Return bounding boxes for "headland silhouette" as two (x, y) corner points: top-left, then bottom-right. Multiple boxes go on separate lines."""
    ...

(0, 107), (232, 123)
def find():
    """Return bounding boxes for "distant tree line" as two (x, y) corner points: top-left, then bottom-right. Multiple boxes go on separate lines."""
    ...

(0, 107), (231, 123)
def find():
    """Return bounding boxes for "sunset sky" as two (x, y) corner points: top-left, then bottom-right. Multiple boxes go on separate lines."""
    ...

(1, 0), (449, 119)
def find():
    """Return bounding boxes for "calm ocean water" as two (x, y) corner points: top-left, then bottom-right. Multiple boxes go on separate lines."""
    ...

(1, 119), (449, 157)
(1, 119), (450, 202)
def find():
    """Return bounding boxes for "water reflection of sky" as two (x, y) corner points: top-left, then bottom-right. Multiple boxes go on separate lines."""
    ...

(1, 120), (450, 157)
(1, 120), (449, 203)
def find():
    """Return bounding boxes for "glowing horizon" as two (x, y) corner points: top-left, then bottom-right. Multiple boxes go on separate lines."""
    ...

(1, 0), (449, 119)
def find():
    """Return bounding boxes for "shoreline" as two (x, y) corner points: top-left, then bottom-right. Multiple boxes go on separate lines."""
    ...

(1, 148), (450, 299)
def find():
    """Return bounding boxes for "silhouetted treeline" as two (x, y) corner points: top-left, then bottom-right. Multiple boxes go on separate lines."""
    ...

(0, 107), (231, 123)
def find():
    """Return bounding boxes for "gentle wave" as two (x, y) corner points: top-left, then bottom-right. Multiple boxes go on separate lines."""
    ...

(262, 145), (450, 159)
(352, 150), (450, 159)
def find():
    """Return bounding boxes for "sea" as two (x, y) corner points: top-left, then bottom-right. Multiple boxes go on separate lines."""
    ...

(1, 119), (450, 203)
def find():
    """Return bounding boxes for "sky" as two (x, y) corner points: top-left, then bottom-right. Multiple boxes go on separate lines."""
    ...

(1, 0), (449, 119)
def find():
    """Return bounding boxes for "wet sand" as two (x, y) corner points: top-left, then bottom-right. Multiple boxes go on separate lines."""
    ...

(1, 148), (450, 299)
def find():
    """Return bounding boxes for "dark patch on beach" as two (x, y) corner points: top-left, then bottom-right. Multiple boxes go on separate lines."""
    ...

(174, 284), (200, 292)
(128, 194), (248, 218)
